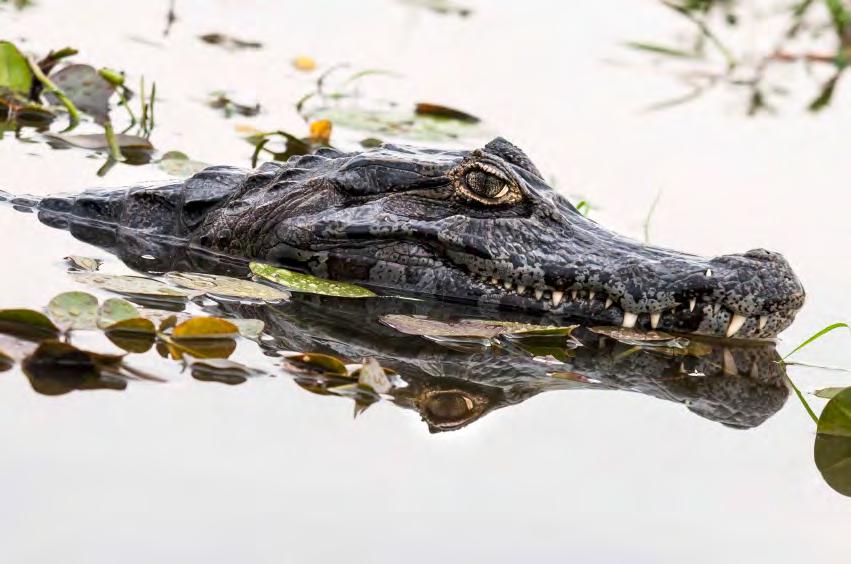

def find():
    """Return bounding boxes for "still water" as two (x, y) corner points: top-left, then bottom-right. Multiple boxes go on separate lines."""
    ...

(1, 1), (850, 562)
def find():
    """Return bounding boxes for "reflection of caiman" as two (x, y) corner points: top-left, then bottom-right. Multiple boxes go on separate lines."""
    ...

(3, 137), (804, 339)
(211, 295), (789, 433)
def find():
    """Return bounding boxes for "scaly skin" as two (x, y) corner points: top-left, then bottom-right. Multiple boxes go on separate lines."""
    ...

(7, 137), (805, 339)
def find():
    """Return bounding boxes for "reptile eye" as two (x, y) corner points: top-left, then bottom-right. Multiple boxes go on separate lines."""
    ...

(464, 170), (510, 200)
(451, 162), (522, 205)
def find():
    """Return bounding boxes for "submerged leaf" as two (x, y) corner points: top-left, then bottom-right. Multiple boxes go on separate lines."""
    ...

(590, 326), (689, 349)
(250, 262), (377, 298)
(47, 291), (99, 330)
(380, 315), (507, 339)
(104, 318), (156, 353)
(165, 271), (289, 301)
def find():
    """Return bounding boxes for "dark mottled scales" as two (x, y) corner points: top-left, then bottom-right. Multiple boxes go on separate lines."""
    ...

(21, 137), (804, 339)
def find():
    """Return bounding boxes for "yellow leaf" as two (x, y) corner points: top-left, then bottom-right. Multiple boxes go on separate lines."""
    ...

(172, 317), (239, 339)
(309, 119), (332, 144)
(292, 56), (316, 71)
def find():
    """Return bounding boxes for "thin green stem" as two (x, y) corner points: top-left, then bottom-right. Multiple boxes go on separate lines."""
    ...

(26, 55), (81, 131)
(784, 374), (820, 424)
(102, 120), (124, 163)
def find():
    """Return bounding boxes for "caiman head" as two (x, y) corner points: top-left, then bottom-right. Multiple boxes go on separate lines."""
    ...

(201, 137), (804, 339)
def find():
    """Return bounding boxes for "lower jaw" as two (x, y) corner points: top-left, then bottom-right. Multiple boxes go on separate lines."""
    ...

(472, 288), (792, 340)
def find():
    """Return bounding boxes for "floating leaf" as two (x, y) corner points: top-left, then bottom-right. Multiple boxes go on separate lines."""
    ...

(64, 255), (102, 272)
(0, 348), (12, 371)
(815, 387), (847, 400)
(70, 272), (191, 300)
(157, 151), (210, 178)
(380, 315), (506, 339)
(281, 352), (350, 377)
(189, 358), (265, 385)
(817, 387), (851, 439)
(0, 40), (33, 96)
(0, 309), (60, 338)
(199, 33), (262, 50)
(207, 91), (260, 118)
(815, 387), (851, 497)
(21, 340), (126, 396)
(590, 326), (689, 349)
(172, 317), (240, 339)
(165, 337), (236, 361)
(45, 132), (154, 151)
(47, 291), (99, 330)
(165, 271), (289, 301)
(355, 357), (394, 394)
(292, 56), (317, 71)
(230, 318), (265, 339)
(46, 64), (115, 124)
(414, 103), (479, 123)
(250, 262), (376, 298)
(97, 297), (140, 328)
(104, 318), (156, 353)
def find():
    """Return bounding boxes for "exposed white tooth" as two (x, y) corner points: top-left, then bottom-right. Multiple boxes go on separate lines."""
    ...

(504, 280), (512, 290)
(517, 285), (526, 294)
(571, 290), (578, 300)
(650, 312), (661, 329)
(758, 315), (768, 331)
(688, 298), (696, 312)
(723, 349), (738, 376)
(534, 288), (544, 300)
(726, 313), (747, 338)
(622, 312), (637, 328)
(705, 268), (713, 277)
(749, 363), (759, 379)
(588, 291), (596, 301)
(605, 297), (613, 309)
(491, 277), (499, 285)
(552, 290), (564, 307)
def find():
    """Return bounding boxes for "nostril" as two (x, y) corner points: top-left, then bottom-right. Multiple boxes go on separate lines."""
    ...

(744, 248), (776, 261)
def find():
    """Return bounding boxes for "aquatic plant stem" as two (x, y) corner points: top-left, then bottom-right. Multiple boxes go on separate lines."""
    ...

(26, 55), (81, 131)
(102, 120), (124, 163)
(784, 374), (819, 424)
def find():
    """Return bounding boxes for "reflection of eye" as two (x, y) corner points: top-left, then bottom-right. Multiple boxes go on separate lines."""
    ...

(423, 392), (476, 422)
(465, 170), (510, 200)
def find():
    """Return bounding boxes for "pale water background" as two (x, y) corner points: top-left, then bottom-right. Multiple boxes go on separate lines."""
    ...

(1, 1), (850, 562)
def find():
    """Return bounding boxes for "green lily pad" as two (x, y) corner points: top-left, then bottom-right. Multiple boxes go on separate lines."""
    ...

(250, 262), (376, 298)
(815, 432), (851, 497)
(47, 291), (99, 330)
(64, 255), (102, 272)
(97, 297), (141, 328)
(165, 271), (289, 301)
(0, 309), (60, 338)
(0, 40), (33, 96)
(69, 272), (191, 300)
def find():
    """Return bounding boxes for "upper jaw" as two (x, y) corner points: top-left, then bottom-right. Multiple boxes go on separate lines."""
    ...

(446, 246), (804, 340)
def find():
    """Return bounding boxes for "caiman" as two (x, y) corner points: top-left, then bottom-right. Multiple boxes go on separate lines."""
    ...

(1, 137), (805, 339)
